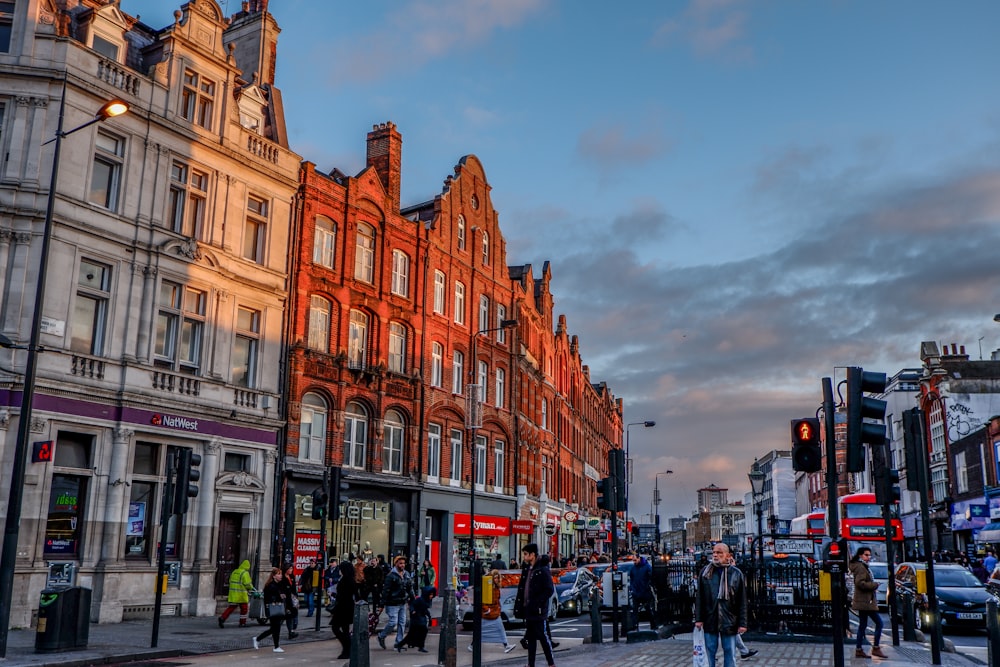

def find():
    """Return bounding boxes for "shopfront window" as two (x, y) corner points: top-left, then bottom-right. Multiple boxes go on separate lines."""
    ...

(295, 493), (391, 563)
(44, 474), (88, 557)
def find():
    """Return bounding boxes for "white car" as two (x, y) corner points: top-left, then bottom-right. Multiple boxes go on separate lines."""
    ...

(460, 569), (558, 629)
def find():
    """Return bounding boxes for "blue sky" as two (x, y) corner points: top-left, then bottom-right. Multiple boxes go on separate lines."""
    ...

(133, 0), (1000, 525)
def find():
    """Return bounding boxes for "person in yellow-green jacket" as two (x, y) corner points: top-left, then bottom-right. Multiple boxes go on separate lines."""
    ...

(219, 560), (256, 627)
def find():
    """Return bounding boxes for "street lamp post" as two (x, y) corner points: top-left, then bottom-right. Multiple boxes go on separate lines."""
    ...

(653, 470), (673, 552)
(0, 78), (128, 657)
(625, 420), (655, 549)
(467, 318), (516, 667)
(748, 460), (766, 566)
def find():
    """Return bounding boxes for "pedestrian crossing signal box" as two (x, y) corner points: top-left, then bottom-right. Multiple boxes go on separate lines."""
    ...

(822, 539), (848, 573)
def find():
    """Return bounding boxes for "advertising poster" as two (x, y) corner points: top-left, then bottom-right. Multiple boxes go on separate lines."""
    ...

(294, 530), (322, 577)
(127, 502), (146, 537)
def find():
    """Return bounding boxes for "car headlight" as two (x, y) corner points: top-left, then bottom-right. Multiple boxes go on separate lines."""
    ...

(559, 590), (574, 600)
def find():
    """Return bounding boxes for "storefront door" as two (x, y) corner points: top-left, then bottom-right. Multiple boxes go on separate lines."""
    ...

(214, 513), (243, 597)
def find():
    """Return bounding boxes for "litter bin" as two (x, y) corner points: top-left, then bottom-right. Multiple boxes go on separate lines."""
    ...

(35, 586), (91, 652)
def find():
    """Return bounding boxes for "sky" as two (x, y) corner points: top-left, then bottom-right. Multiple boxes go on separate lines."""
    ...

(131, 0), (1000, 526)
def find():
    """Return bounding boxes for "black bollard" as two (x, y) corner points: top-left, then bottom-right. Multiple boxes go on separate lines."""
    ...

(901, 592), (916, 642)
(350, 601), (370, 667)
(987, 599), (1000, 667)
(438, 588), (457, 667)
(589, 588), (603, 645)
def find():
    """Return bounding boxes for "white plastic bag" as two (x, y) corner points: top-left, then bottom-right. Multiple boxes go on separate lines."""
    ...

(692, 625), (709, 667)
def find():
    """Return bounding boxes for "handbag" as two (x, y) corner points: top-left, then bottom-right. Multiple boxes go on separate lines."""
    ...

(692, 626), (709, 667)
(267, 602), (287, 618)
(367, 611), (379, 634)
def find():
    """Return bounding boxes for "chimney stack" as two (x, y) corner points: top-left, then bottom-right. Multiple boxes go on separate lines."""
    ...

(366, 122), (402, 212)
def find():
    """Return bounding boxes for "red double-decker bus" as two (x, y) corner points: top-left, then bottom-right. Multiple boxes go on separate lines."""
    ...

(790, 510), (826, 540)
(838, 492), (903, 562)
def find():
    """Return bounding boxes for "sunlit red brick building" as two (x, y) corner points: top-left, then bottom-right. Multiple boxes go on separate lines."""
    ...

(283, 122), (622, 584)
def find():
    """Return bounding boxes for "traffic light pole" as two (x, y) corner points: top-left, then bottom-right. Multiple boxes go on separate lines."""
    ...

(822, 377), (844, 667)
(151, 450), (177, 648)
(315, 467), (329, 632)
(610, 495), (620, 643)
(873, 440), (900, 646)
(912, 409), (943, 665)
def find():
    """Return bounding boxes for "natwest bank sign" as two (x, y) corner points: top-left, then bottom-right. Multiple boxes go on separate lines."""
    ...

(453, 513), (510, 537)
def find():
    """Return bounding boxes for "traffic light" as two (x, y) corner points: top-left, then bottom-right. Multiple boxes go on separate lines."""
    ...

(875, 468), (901, 506)
(845, 367), (888, 473)
(790, 417), (822, 472)
(328, 466), (344, 520)
(609, 448), (626, 510)
(311, 486), (328, 520)
(822, 538), (848, 573)
(173, 448), (202, 514)
(902, 408), (925, 491)
(596, 477), (617, 511)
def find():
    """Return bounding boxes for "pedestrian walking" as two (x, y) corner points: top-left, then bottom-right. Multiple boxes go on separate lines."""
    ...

(694, 542), (747, 667)
(629, 555), (655, 630)
(400, 585), (436, 652)
(377, 555), (413, 651)
(514, 543), (556, 667)
(469, 570), (515, 654)
(299, 557), (318, 616)
(252, 568), (292, 653)
(280, 565), (299, 639)
(850, 547), (887, 659)
(419, 559), (436, 589)
(218, 559), (256, 628)
(490, 553), (507, 571)
(324, 557), (340, 609)
(330, 560), (358, 659)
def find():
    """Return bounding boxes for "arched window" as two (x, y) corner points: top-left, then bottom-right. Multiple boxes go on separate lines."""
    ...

(354, 222), (375, 283)
(431, 342), (443, 387)
(388, 322), (406, 373)
(391, 250), (409, 297)
(348, 310), (368, 369)
(299, 393), (327, 463)
(344, 402), (368, 469)
(383, 409), (405, 474)
(308, 296), (330, 352)
(313, 215), (336, 268)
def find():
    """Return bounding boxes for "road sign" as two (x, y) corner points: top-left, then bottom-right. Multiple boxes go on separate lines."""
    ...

(774, 539), (814, 555)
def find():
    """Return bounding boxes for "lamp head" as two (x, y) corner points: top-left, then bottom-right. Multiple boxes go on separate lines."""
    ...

(643, 420), (656, 428)
(499, 319), (517, 328)
(97, 99), (129, 120)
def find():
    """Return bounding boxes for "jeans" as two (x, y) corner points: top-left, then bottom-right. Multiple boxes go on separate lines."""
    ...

(704, 631), (738, 667)
(856, 609), (884, 648)
(379, 604), (407, 647)
(303, 591), (315, 615)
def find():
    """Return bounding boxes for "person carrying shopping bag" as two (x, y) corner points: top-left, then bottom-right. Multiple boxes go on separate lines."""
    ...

(252, 568), (291, 653)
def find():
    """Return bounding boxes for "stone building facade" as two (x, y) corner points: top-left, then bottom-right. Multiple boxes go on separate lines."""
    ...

(0, 0), (298, 625)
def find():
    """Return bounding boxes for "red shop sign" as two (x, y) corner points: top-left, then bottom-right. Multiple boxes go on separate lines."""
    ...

(453, 513), (510, 537)
(511, 520), (534, 534)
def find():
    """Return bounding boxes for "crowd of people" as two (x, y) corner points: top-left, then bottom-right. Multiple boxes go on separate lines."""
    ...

(213, 546), (567, 665)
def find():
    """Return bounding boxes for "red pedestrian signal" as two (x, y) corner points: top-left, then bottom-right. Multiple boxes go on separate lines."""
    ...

(791, 417), (822, 473)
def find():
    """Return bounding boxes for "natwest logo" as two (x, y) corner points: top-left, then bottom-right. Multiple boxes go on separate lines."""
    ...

(151, 413), (200, 432)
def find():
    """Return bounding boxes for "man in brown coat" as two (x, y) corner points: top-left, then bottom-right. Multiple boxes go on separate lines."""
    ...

(849, 547), (887, 659)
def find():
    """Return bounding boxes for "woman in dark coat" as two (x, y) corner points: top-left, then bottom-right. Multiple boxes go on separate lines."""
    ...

(281, 565), (299, 639)
(400, 586), (436, 652)
(253, 568), (291, 652)
(331, 560), (358, 659)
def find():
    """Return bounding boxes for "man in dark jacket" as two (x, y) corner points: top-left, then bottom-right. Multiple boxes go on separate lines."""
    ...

(695, 543), (747, 667)
(300, 558), (318, 616)
(514, 543), (556, 667)
(629, 555), (654, 630)
(377, 555), (413, 650)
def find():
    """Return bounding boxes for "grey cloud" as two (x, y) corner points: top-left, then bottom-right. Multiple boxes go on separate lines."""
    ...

(576, 123), (672, 166)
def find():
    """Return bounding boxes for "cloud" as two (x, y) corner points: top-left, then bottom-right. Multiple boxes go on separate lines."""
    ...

(508, 151), (1000, 521)
(327, 0), (548, 85)
(652, 0), (753, 62)
(576, 122), (672, 166)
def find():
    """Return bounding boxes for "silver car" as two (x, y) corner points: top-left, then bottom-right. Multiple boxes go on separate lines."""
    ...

(868, 561), (889, 609)
(460, 569), (558, 629)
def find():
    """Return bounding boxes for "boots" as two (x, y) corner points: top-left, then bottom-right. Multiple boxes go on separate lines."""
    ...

(871, 646), (887, 658)
(855, 648), (870, 658)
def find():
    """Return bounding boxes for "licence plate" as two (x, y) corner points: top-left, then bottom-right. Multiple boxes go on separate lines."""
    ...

(956, 612), (982, 620)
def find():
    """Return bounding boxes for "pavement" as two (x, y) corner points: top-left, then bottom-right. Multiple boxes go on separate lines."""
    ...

(0, 611), (990, 667)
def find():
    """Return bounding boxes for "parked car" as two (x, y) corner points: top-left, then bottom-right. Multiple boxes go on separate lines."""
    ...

(552, 567), (599, 616)
(460, 569), (558, 630)
(893, 562), (996, 631)
(868, 561), (889, 610)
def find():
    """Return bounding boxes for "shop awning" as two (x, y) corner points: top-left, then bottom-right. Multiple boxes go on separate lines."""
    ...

(976, 523), (1000, 543)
